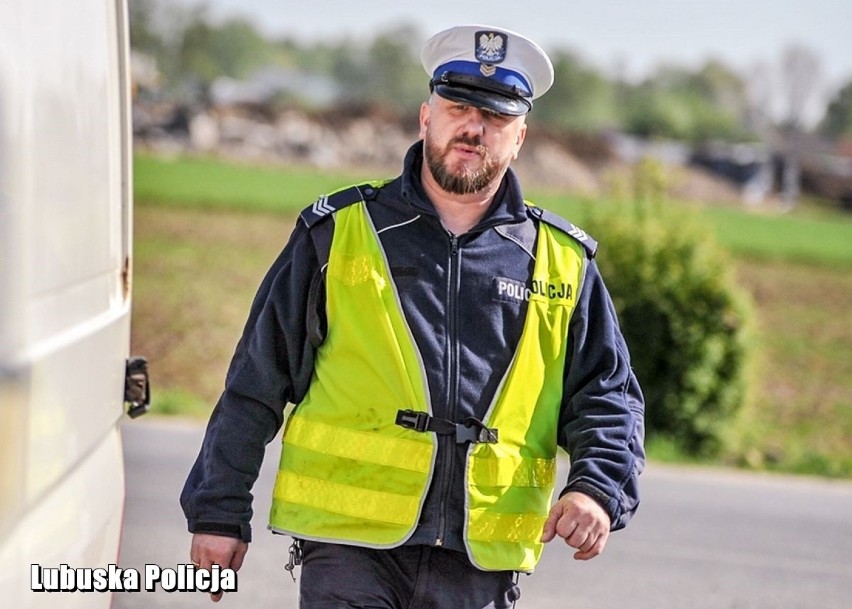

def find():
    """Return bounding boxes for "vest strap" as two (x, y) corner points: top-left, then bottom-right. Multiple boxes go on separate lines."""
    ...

(395, 410), (499, 444)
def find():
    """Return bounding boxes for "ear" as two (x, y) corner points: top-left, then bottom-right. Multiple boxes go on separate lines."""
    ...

(512, 122), (528, 160)
(418, 101), (431, 139)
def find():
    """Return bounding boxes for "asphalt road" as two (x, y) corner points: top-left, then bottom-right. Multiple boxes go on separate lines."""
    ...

(116, 417), (852, 609)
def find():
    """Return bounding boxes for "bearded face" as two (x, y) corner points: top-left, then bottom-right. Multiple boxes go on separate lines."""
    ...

(423, 132), (510, 195)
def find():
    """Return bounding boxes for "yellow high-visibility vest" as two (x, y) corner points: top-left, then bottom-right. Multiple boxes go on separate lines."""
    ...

(269, 198), (586, 572)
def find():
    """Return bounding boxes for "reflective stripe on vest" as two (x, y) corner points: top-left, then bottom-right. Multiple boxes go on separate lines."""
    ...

(269, 201), (585, 570)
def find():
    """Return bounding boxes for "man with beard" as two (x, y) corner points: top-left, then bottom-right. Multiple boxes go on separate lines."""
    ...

(182, 24), (645, 608)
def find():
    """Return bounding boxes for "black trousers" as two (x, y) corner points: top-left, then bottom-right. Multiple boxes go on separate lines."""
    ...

(298, 540), (521, 609)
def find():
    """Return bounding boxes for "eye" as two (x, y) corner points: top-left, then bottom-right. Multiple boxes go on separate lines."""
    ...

(484, 111), (511, 125)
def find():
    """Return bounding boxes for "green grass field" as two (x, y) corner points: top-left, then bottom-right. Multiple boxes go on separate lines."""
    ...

(132, 152), (852, 477)
(134, 153), (373, 213)
(136, 153), (852, 267)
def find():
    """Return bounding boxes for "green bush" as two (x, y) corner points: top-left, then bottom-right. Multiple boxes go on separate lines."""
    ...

(584, 161), (753, 455)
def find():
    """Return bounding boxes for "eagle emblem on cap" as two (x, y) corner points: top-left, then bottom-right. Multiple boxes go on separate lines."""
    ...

(475, 31), (507, 67)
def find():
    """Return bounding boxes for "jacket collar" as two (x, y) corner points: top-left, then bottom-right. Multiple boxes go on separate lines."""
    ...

(399, 141), (529, 230)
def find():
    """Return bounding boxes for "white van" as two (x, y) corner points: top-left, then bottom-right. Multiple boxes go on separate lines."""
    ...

(0, 1), (146, 607)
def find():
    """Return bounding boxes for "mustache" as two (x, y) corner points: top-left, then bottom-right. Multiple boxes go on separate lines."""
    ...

(447, 135), (487, 157)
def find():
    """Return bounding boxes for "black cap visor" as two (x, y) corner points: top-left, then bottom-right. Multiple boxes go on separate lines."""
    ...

(431, 71), (532, 116)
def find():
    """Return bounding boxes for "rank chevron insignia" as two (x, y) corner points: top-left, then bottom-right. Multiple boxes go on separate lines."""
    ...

(311, 194), (334, 217)
(567, 224), (589, 242)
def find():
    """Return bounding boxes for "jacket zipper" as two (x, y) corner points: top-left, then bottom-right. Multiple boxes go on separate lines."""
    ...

(436, 232), (461, 546)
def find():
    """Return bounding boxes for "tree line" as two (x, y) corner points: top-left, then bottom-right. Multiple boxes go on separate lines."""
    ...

(130, 0), (852, 144)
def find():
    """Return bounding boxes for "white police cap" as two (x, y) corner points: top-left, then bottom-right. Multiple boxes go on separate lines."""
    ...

(421, 24), (554, 116)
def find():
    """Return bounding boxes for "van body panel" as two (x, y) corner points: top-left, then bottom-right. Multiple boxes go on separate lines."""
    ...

(0, 0), (133, 606)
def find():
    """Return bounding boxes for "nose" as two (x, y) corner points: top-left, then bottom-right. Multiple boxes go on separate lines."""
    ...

(460, 108), (486, 136)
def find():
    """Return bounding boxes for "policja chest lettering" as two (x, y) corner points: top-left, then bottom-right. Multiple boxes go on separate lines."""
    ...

(493, 276), (573, 304)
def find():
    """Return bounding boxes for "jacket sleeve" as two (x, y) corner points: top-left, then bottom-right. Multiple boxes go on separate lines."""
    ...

(180, 219), (323, 542)
(558, 259), (645, 531)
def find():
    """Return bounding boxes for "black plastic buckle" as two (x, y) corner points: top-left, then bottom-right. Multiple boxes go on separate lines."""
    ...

(396, 409), (429, 433)
(456, 421), (499, 444)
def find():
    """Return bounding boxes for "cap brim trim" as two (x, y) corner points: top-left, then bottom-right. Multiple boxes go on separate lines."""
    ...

(432, 84), (531, 116)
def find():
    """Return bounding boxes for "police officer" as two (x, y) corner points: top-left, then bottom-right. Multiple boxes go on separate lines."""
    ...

(182, 24), (645, 608)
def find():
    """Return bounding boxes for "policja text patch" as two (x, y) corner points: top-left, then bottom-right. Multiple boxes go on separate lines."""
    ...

(492, 277), (574, 304)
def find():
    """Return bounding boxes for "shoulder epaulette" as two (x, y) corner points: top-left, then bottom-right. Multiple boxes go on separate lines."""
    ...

(527, 205), (598, 258)
(298, 181), (385, 229)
